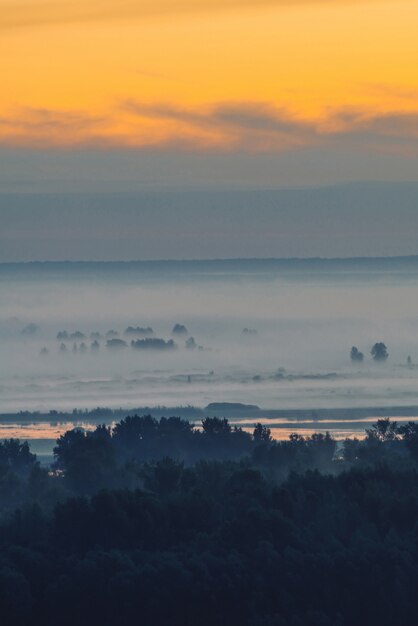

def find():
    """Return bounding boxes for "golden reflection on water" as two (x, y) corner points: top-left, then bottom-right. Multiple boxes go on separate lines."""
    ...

(1, 416), (417, 442)
(0, 422), (96, 440)
(241, 427), (366, 441)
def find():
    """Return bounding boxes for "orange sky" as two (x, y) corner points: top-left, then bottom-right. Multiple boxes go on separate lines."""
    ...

(1, 0), (418, 152)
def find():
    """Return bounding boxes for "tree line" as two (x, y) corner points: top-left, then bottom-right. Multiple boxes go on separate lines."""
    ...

(351, 342), (389, 362)
(1, 415), (418, 624)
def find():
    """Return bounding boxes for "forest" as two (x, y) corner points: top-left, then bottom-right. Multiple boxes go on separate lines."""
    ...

(2, 415), (418, 625)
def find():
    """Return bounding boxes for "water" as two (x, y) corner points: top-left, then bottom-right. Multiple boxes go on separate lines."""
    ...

(2, 258), (418, 454)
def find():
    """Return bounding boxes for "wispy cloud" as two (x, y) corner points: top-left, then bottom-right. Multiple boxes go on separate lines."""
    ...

(0, 107), (109, 148)
(123, 100), (418, 154)
(0, 101), (417, 155)
(0, 0), (398, 31)
(123, 100), (319, 151)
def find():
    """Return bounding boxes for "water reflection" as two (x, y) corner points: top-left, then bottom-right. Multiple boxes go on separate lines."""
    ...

(3, 415), (418, 463)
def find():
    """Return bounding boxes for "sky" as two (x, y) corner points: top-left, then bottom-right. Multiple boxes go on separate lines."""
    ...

(2, 184), (418, 260)
(1, 0), (418, 260)
(0, 0), (417, 186)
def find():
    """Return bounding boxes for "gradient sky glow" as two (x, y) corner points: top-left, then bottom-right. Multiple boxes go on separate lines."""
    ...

(1, 0), (418, 253)
(1, 0), (418, 156)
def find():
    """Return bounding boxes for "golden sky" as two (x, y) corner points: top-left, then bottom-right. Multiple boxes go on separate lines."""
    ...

(1, 0), (418, 152)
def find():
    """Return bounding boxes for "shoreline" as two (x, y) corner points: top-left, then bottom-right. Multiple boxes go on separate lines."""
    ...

(2, 403), (418, 423)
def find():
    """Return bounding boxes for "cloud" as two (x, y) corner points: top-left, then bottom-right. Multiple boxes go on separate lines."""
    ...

(0, 0), (398, 31)
(0, 107), (105, 131)
(123, 101), (319, 151)
(0, 101), (417, 156)
(319, 108), (418, 155)
(123, 100), (418, 154)
(0, 107), (109, 148)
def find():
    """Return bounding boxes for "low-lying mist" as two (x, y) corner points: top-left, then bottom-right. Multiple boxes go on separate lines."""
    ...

(2, 259), (418, 415)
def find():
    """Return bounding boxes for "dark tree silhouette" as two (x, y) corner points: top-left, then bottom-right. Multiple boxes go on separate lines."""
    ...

(106, 338), (128, 350)
(366, 417), (399, 442)
(350, 346), (364, 362)
(253, 423), (272, 443)
(131, 338), (176, 351)
(185, 337), (197, 350)
(398, 421), (418, 459)
(172, 323), (188, 335)
(371, 342), (389, 361)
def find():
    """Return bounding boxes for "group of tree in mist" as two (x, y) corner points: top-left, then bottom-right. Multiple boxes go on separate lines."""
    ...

(43, 323), (257, 356)
(37, 323), (202, 356)
(55, 324), (187, 341)
(350, 342), (389, 362)
(3, 415), (418, 624)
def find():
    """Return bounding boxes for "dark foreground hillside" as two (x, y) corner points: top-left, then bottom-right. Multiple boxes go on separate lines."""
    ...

(2, 415), (418, 626)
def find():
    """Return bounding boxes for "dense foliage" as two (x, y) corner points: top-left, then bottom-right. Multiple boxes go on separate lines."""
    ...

(1, 416), (418, 625)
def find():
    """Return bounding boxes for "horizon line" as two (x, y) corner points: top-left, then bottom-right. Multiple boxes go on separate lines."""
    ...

(1, 179), (418, 195)
(3, 255), (418, 266)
